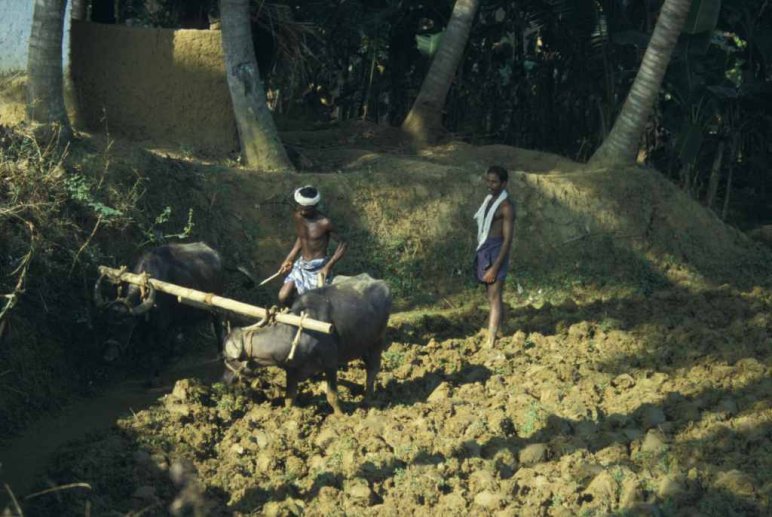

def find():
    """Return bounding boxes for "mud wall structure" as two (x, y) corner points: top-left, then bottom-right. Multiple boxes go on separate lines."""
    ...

(70, 21), (238, 153)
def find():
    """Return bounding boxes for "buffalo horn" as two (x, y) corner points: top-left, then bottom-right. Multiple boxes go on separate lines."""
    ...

(93, 274), (108, 307)
(128, 284), (156, 316)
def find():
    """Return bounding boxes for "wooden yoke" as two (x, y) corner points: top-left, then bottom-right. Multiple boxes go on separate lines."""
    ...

(97, 265), (334, 334)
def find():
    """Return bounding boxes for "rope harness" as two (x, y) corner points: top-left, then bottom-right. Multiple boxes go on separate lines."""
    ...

(115, 266), (128, 291)
(242, 305), (281, 337)
(138, 271), (149, 299)
(227, 308), (309, 379)
(288, 311), (307, 361)
(224, 356), (246, 377)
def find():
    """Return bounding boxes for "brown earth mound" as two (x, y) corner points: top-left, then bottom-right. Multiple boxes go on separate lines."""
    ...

(189, 137), (769, 304)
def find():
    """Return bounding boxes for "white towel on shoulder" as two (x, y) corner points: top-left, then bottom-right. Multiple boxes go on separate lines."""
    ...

(473, 190), (508, 250)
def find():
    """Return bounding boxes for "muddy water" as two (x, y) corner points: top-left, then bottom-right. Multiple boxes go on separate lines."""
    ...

(0, 353), (223, 504)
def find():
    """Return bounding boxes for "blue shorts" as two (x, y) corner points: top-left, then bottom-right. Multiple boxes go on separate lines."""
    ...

(474, 237), (509, 283)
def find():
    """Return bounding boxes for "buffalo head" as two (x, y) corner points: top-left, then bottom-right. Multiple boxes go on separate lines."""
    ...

(93, 274), (157, 361)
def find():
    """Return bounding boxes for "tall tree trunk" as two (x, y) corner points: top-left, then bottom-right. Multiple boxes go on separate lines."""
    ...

(704, 140), (724, 209)
(401, 0), (480, 146)
(71, 0), (89, 21)
(219, 0), (293, 171)
(721, 162), (733, 221)
(27, 0), (71, 140)
(721, 136), (737, 221)
(590, 0), (693, 167)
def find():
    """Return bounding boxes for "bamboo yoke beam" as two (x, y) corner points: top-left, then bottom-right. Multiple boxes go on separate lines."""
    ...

(97, 265), (334, 334)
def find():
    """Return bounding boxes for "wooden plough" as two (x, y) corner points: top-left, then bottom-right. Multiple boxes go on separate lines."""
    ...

(96, 265), (333, 334)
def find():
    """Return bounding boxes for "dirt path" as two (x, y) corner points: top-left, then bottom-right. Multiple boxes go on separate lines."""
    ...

(0, 353), (223, 507)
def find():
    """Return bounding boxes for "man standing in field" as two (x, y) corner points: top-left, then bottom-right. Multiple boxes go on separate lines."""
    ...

(278, 185), (347, 306)
(473, 165), (516, 347)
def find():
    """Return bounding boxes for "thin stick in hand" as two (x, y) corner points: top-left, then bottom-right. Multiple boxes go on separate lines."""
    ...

(259, 270), (283, 286)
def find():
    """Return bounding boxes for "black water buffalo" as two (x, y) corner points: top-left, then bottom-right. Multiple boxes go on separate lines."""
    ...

(222, 274), (392, 414)
(94, 242), (226, 367)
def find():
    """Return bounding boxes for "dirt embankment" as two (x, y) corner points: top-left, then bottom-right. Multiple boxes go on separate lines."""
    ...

(134, 120), (768, 311)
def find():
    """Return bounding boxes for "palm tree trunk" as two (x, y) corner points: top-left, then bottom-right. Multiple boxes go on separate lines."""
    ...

(220, 0), (293, 172)
(72, 0), (89, 20)
(401, 0), (479, 146)
(590, 0), (693, 167)
(27, 0), (71, 139)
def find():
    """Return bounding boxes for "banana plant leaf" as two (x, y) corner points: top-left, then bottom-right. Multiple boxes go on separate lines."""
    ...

(676, 122), (705, 165)
(611, 30), (650, 48)
(683, 0), (722, 35)
(753, 30), (772, 65)
(707, 81), (772, 105)
(739, 81), (772, 99)
(706, 85), (740, 99)
(416, 31), (444, 58)
(669, 31), (714, 61)
(684, 31), (713, 55)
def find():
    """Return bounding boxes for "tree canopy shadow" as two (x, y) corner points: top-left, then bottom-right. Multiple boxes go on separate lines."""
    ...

(5, 424), (231, 516)
(467, 376), (771, 514)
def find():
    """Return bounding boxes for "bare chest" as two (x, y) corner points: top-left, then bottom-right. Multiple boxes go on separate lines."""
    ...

(295, 218), (328, 240)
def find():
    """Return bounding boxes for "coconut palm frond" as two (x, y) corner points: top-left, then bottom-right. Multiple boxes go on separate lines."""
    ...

(255, 2), (321, 80)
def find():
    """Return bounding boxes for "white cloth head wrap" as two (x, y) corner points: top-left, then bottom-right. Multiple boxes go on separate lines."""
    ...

(294, 185), (320, 206)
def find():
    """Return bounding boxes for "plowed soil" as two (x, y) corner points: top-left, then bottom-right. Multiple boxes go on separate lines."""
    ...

(30, 283), (771, 516)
